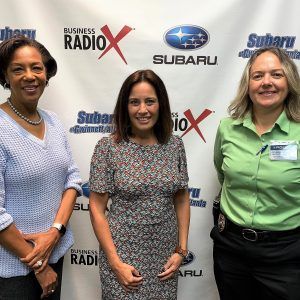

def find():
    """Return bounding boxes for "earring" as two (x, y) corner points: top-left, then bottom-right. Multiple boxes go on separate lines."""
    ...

(3, 82), (10, 89)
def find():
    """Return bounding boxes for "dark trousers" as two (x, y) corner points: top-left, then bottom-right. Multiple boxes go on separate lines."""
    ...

(0, 256), (64, 300)
(210, 226), (300, 300)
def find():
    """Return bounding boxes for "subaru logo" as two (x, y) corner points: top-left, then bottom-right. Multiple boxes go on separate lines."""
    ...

(164, 25), (209, 51)
(82, 181), (90, 198)
(181, 251), (195, 266)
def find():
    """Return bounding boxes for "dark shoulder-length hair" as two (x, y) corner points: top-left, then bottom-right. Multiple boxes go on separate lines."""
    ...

(228, 46), (300, 122)
(0, 35), (57, 88)
(113, 69), (173, 144)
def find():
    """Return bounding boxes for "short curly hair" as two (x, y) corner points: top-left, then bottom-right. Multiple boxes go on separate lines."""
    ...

(0, 35), (57, 88)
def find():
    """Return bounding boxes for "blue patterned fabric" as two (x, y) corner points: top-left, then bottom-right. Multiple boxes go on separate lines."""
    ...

(0, 108), (82, 278)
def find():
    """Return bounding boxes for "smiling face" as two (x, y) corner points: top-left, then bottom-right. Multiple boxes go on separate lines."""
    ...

(128, 81), (159, 137)
(5, 45), (47, 107)
(249, 51), (289, 114)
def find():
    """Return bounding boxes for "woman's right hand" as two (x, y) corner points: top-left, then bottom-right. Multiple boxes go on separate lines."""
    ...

(112, 262), (143, 292)
(21, 229), (60, 272)
(89, 192), (142, 292)
(35, 265), (58, 299)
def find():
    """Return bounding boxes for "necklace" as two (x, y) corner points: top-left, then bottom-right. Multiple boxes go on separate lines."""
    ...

(7, 98), (43, 126)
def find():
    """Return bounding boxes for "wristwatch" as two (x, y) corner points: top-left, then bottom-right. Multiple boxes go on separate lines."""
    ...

(51, 223), (66, 236)
(174, 246), (189, 259)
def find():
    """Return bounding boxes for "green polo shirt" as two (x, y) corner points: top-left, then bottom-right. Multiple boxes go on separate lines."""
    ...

(214, 110), (300, 231)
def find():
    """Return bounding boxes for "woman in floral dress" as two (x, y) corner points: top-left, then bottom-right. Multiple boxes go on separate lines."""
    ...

(89, 69), (190, 300)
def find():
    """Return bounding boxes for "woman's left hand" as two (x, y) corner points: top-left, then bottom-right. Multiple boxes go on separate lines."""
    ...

(157, 253), (183, 281)
(20, 228), (60, 272)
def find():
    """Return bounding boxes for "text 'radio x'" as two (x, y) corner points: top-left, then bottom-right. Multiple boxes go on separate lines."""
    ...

(98, 25), (132, 64)
(181, 109), (213, 142)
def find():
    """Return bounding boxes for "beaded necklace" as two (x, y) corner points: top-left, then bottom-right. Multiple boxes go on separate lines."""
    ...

(7, 98), (43, 126)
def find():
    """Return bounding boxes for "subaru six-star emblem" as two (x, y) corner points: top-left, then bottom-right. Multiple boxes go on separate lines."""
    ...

(82, 181), (90, 198)
(181, 251), (195, 266)
(164, 25), (209, 51)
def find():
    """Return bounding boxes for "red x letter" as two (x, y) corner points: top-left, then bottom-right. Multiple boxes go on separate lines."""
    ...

(99, 25), (132, 64)
(181, 109), (213, 142)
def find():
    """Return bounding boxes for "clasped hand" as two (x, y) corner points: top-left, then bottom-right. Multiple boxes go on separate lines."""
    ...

(35, 265), (58, 299)
(20, 228), (60, 272)
(114, 254), (182, 292)
(113, 262), (143, 292)
(157, 253), (183, 280)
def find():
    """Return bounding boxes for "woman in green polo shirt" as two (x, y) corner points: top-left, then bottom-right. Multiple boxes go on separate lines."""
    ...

(211, 46), (300, 300)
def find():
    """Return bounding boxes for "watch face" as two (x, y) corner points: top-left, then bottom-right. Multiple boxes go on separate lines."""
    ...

(53, 223), (66, 235)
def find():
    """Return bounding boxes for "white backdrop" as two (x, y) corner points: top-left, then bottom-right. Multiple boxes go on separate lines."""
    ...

(1, 0), (300, 299)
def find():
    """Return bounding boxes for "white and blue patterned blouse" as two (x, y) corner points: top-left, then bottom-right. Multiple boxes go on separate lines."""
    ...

(0, 108), (82, 278)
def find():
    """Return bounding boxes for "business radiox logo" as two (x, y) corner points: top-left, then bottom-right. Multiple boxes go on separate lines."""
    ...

(70, 248), (98, 266)
(64, 25), (133, 64)
(172, 108), (213, 143)
(153, 24), (217, 65)
(0, 26), (36, 41)
(239, 33), (300, 60)
(69, 110), (114, 134)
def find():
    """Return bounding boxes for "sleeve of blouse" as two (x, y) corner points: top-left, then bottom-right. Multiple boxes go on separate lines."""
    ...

(63, 136), (83, 195)
(214, 123), (224, 185)
(0, 147), (13, 231)
(45, 110), (82, 195)
(89, 137), (114, 195)
(177, 136), (189, 189)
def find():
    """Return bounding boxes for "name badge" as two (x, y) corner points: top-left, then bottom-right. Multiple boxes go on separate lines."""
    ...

(269, 140), (298, 161)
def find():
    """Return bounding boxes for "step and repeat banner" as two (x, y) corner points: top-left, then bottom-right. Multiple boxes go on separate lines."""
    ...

(1, 0), (300, 299)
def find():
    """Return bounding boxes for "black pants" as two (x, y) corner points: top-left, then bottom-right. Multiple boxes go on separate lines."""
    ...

(0, 256), (64, 300)
(210, 226), (300, 300)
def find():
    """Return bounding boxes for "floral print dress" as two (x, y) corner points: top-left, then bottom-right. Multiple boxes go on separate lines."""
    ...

(89, 135), (188, 300)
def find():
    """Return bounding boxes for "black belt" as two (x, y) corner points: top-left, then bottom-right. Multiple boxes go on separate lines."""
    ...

(221, 215), (300, 242)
